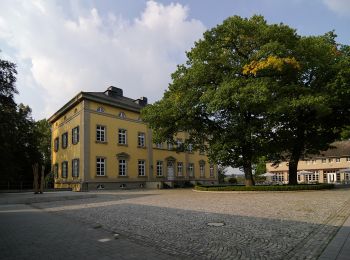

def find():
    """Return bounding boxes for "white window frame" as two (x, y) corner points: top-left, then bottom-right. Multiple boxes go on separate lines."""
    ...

(96, 157), (106, 176)
(167, 142), (173, 150)
(200, 164), (205, 177)
(118, 129), (127, 145)
(188, 163), (194, 177)
(156, 143), (163, 149)
(138, 160), (146, 176)
(156, 161), (163, 176)
(177, 162), (183, 177)
(96, 125), (106, 142)
(188, 144), (193, 153)
(138, 132), (145, 147)
(119, 159), (127, 176)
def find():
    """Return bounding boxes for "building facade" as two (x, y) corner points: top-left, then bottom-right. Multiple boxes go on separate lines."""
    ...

(49, 86), (217, 191)
(266, 141), (350, 184)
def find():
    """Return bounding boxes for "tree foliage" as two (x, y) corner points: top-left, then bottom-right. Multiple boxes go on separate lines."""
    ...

(142, 16), (350, 186)
(0, 54), (51, 188)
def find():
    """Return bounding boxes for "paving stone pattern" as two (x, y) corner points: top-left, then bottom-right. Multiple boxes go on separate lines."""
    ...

(32, 189), (350, 260)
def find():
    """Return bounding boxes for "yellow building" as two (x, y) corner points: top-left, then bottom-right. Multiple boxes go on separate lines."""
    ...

(266, 141), (350, 184)
(49, 86), (217, 191)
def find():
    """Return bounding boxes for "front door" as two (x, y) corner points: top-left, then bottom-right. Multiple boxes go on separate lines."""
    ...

(327, 172), (336, 183)
(167, 161), (174, 181)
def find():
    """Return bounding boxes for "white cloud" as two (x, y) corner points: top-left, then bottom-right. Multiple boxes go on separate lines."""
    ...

(323, 0), (350, 16)
(0, 0), (206, 119)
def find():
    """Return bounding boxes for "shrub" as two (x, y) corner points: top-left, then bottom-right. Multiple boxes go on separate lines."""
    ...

(194, 184), (334, 192)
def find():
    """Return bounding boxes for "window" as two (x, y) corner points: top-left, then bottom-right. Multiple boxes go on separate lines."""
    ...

(322, 158), (326, 163)
(96, 125), (106, 142)
(138, 132), (145, 147)
(53, 164), (58, 179)
(54, 137), (59, 152)
(336, 158), (340, 163)
(176, 139), (183, 148)
(118, 129), (127, 145)
(62, 161), (68, 178)
(200, 164), (205, 177)
(156, 161), (163, 176)
(62, 132), (68, 149)
(97, 106), (104, 112)
(347, 157), (350, 162)
(138, 160), (146, 176)
(118, 112), (126, 118)
(156, 143), (163, 149)
(72, 126), (79, 144)
(210, 164), (214, 177)
(72, 159), (79, 177)
(167, 142), (173, 150)
(188, 163), (194, 177)
(312, 159), (316, 164)
(119, 159), (127, 176)
(96, 157), (106, 176)
(188, 144), (193, 153)
(177, 162), (183, 176)
(329, 158), (333, 163)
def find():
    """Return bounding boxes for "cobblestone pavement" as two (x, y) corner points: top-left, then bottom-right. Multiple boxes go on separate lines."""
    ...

(28, 188), (350, 260)
(0, 203), (176, 260)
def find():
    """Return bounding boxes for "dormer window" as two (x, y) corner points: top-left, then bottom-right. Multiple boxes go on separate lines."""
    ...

(97, 107), (104, 113)
(119, 112), (126, 118)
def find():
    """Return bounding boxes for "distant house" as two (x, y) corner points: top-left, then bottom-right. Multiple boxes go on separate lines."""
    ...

(266, 141), (350, 184)
(48, 86), (217, 191)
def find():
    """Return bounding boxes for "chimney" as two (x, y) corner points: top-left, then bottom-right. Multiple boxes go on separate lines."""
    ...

(104, 86), (123, 98)
(135, 97), (148, 107)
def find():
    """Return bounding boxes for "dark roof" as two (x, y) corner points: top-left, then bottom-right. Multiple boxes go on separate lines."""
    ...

(308, 141), (350, 158)
(48, 88), (147, 123)
(84, 92), (144, 111)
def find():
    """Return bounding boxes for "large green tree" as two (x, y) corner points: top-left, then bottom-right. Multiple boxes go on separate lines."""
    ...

(0, 54), (51, 188)
(262, 34), (350, 184)
(142, 16), (300, 186)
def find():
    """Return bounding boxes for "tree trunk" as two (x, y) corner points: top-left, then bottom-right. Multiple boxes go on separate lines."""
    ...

(288, 155), (299, 185)
(288, 127), (305, 185)
(243, 162), (255, 186)
(32, 163), (39, 194)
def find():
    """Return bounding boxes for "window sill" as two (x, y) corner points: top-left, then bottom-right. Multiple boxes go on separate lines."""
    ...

(72, 142), (79, 145)
(138, 175), (147, 178)
(95, 141), (108, 144)
(96, 175), (108, 178)
(118, 175), (129, 178)
(117, 143), (128, 147)
(137, 146), (147, 149)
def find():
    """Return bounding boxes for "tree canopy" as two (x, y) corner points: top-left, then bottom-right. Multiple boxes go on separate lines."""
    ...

(0, 53), (51, 189)
(142, 15), (350, 186)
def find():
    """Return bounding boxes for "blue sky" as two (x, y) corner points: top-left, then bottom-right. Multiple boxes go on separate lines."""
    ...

(0, 0), (349, 120)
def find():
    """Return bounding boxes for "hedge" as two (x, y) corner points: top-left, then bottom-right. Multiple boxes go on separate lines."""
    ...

(194, 183), (335, 191)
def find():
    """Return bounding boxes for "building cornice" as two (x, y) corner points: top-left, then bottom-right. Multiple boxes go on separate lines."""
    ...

(48, 92), (144, 123)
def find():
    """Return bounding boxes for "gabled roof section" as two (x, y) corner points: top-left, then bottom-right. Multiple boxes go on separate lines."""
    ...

(48, 86), (148, 123)
(308, 141), (350, 158)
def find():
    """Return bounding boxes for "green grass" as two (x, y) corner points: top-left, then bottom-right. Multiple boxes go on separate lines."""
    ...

(194, 183), (335, 191)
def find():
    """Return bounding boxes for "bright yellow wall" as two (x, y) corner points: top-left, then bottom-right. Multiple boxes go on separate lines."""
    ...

(88, 110), (148, 180)
(51, 102), (83, 183)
